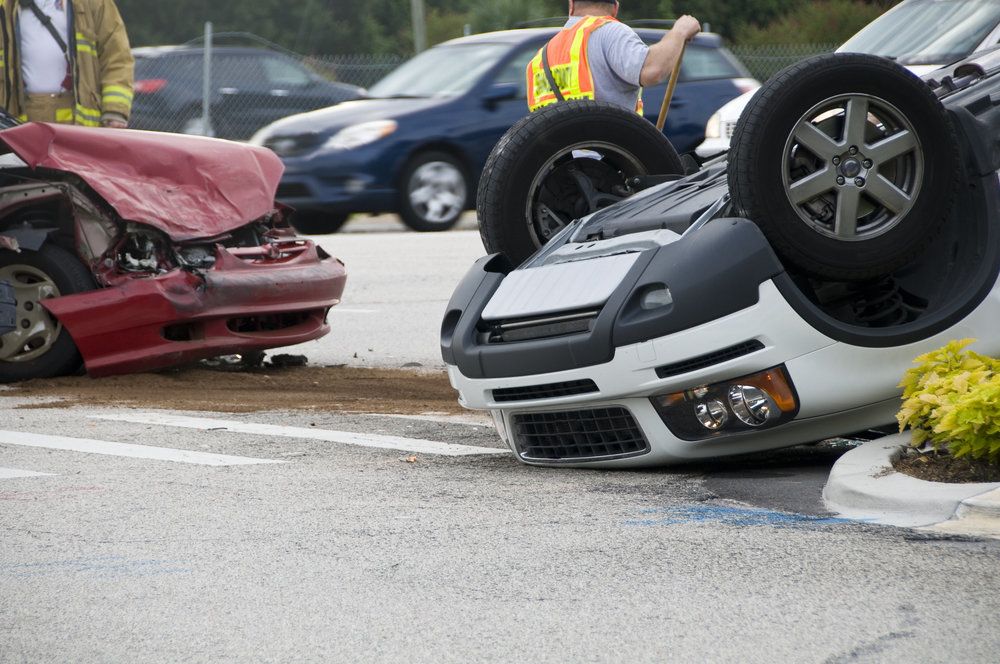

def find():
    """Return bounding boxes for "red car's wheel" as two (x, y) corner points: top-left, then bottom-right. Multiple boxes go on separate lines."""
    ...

(0, 244), (95, 382)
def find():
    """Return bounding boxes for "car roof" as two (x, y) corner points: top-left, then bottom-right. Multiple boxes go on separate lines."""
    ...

(132, 45), (292, 58)
(437, 26), (722, 48)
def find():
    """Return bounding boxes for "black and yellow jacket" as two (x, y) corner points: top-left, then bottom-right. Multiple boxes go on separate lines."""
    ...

(0, 0), (133, 125)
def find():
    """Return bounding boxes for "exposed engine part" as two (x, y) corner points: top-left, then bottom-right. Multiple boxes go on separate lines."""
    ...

(117, 229), (171, 274)
(177, 245), (217, 269)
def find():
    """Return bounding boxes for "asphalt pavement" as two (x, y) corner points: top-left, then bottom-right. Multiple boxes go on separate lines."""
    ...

(3, 216), (1000, 662)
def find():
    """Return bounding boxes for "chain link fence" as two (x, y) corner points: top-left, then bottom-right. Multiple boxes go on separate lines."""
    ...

(730, 43), (839, 82)
(129, 34), (837, 142)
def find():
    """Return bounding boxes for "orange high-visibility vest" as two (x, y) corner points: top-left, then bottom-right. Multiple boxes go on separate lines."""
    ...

(526, 15), (642, 114)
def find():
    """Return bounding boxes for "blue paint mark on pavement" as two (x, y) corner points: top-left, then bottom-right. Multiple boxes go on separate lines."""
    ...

(624, 504), (855, 529)
(0, 555), (191, 579)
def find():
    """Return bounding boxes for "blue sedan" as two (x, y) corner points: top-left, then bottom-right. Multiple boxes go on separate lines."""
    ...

(250, 28), (756, 233)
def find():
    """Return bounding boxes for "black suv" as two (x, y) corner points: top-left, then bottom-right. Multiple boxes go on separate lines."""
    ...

(130, 46), (364, 140)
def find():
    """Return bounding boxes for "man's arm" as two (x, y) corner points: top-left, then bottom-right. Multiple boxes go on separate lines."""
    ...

(94, 0), (134, 128)
(639, 15), (701, 87)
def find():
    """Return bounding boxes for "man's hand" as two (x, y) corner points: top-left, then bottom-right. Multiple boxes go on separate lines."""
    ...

(639, 15), (702, 86)
(101, 118), (128, 129)
(672, 15), (701, 42)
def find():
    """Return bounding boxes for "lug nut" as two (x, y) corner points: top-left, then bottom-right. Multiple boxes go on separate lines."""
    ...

(832, 156), (841, 165)
(24, 301), (33, 311)
(21, 319), (30, 329)
(849, 146), (858, 155)
(862, 159), (873, 168)
(855, 177), (866, 186)
(836, 176), (846, 185)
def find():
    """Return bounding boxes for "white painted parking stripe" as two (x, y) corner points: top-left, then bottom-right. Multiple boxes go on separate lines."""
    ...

(0, 467), (56, 479)
(0, 431), (285, 466)
(89, 413), (509, 457)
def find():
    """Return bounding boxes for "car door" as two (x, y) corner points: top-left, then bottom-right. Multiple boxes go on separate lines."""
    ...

(210, 53), (270, 139)
(463, 41), (544, 174)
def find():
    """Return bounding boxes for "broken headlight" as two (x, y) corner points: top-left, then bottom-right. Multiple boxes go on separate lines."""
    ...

(650, 365), (799, 441)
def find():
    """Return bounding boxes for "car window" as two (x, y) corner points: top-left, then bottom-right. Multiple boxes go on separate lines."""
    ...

(840, 0), (1000, 66)
(262, 56), (313, 87)
(134, 54), (201, 81)
(492, 44), (541, 98)
(678, 46), (742, 81)
(369, 43), (511, 98)
(213, 54), (267, 87)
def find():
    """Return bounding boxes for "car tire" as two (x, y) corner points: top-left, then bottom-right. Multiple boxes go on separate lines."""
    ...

(478, 100), (684, 266)
(290, 210), (349, 235)
(398, 151), (469, 232)
(728, 53), (960, 281)
(0, 244), (96, 382)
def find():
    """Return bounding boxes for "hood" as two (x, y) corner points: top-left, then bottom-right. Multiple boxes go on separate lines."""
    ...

(0, 123), (284, 241)
(258, 96), (451, 138)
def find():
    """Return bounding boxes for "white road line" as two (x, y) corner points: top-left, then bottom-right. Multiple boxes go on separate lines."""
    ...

(0, 467), (56, 479)
(89, 413), (510, 457)
(0, 431), (285, 466)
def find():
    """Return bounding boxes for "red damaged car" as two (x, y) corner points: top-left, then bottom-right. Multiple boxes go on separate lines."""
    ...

(0, 120), (347, 381)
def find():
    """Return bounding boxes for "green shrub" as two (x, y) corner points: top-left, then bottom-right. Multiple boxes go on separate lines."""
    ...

(897, 339), (1000, 463)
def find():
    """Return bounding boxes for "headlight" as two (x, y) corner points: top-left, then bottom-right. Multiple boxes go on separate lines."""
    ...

(650, 365), (798, 441)
(704, 112), (721, 139)
(323, 120), (398, 151)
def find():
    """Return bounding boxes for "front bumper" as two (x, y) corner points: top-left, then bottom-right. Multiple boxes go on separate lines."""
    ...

(276, 145), (400, 214)
(43, 242), (347, 377)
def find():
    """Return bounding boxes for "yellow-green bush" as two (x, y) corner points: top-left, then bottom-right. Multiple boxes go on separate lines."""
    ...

(897, 339), (1000, 463)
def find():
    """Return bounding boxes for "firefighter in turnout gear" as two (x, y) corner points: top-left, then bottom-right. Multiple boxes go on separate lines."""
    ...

(527, 0), (699, 114)
(0, 0), (133, 127)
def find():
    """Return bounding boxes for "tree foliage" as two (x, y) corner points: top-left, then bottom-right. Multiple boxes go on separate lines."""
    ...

(116, 0), (901, 55)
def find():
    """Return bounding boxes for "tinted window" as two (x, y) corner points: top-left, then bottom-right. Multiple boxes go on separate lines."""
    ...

(493, 44), (541, 97)
(262, 56), (313, 87)
(213, 54), (266, 86)
(678, 46), (742, 81)
(369, 43), (511, 98)
(135, 54), (201, 81)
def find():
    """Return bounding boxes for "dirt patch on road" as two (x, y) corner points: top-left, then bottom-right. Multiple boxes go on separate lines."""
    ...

(9, 366), (466, 415)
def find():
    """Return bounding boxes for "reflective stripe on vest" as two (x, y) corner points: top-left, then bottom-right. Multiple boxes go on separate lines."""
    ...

(526, 16), (642, 115)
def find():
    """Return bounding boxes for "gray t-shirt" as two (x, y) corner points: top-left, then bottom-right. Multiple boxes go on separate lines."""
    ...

(565, 17), (648, 111)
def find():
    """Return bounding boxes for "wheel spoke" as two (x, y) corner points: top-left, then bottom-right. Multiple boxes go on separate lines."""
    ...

(834, 187), (862, 238)
(866, 174), (911, 214)
(788, 166), (835, 205)
(842, 96), (870, 148)
(867, 130), (917, 163)
(793, 121), (840, 160)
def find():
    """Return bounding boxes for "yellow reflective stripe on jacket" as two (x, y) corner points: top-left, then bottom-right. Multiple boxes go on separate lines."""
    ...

(55, 107), (73, 123)
(74, 104), (101, 126)
(102, 84), (133, 106)
(75, 33), (97, 57)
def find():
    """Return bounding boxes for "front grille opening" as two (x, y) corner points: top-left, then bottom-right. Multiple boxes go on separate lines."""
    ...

(227, 310), (315, 334)
(493, 379), (598, 403)
(655, 340), (765, 379)
(512, 407), (649, 461)
(162, 322), (204, 342)
(482, 308), (599, 344)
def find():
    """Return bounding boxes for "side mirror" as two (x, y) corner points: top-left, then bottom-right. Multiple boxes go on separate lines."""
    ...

(482, 82), (519, 107)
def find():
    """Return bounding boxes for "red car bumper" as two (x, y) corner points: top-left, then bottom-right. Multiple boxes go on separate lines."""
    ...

(43, 242), (347, 377)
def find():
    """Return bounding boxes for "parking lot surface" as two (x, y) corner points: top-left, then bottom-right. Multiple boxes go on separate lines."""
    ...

(3, 220), (1000, 662)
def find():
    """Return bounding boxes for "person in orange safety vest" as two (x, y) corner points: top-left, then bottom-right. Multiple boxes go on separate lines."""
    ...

(527, 0), (700, 115)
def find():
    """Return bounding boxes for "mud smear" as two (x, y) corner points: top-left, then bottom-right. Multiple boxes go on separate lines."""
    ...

(9, 366), (466, 415)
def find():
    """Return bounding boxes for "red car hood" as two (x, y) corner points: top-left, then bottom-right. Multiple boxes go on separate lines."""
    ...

(0, 122), (284, 240)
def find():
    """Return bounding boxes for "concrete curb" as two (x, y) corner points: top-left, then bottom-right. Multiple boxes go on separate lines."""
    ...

(822, 433), (1000, 535)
